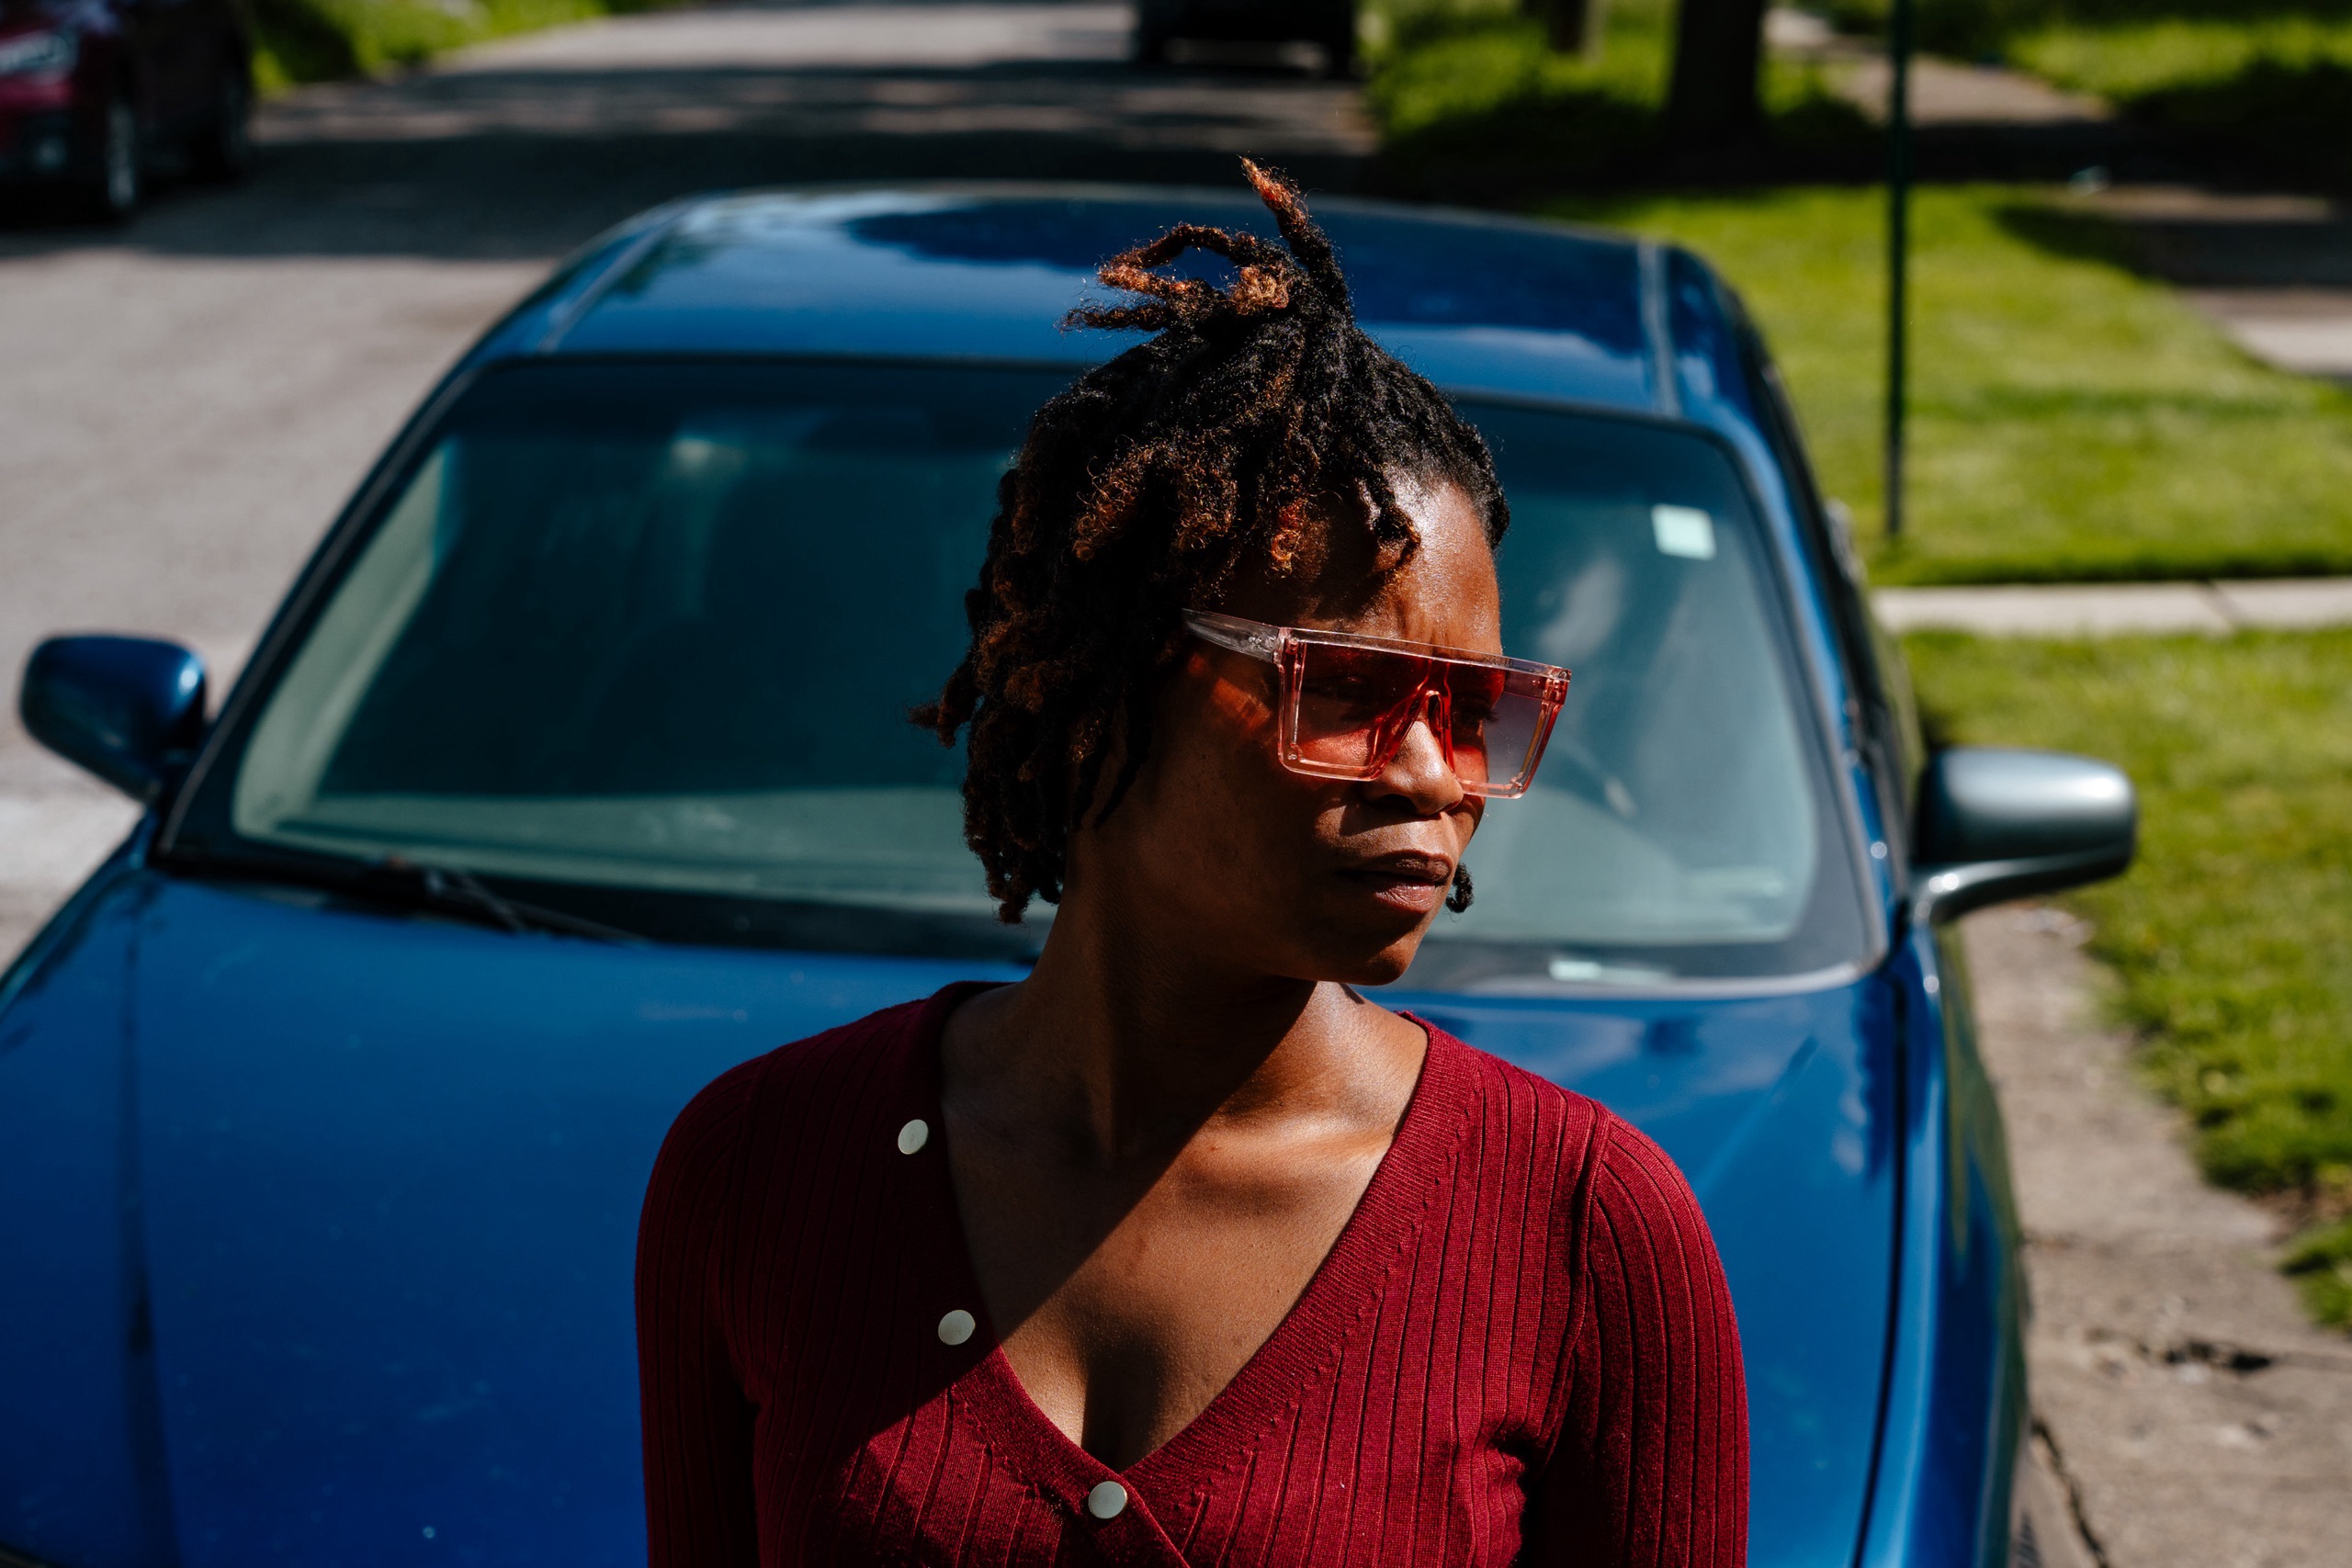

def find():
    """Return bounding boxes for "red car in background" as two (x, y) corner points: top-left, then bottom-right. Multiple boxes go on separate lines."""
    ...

(0, 0), (251, 219)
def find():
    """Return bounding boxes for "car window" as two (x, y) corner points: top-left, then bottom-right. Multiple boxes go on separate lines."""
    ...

(187, 359), (1869, 985)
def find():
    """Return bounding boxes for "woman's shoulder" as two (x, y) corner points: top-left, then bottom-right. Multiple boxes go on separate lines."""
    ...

(1423, 1021), (1705, 1235)
(650, 991), (943, 1188)
(1424, 1021), (1610, 1168)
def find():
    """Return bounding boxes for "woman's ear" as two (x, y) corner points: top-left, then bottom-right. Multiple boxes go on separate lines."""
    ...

(1075, 697), (1135, 829)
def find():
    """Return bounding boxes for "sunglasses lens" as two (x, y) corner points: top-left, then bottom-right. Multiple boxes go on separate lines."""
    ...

(1290, 644), (1427, 773)
(1286, 643), (1557, 793)
(1444, 668), (1551, 793)
(1443, 666), (1507, 787)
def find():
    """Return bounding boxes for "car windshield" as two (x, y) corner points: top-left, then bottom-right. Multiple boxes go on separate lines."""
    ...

(178, 359), (1869, 985)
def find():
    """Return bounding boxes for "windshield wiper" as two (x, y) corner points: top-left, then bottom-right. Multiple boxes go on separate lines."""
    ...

(358, 856), (642, 942)
(155, 841), (645, 942)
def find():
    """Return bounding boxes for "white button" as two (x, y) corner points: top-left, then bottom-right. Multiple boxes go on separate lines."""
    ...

(897, 1118), (930, 1156)
(936, 1309), (976, 1346)
(1086, 1480), (1128, 1520)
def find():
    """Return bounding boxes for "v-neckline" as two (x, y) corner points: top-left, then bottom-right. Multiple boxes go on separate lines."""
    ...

(895, 982), (1478, 1506)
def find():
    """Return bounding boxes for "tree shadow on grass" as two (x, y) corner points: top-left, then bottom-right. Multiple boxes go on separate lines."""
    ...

(2128, 58), (2352, 192)
(1985, 200), (2143, 271)
(1990, 189), (2352, 293)
(1824, 0), (2352, 60)
(1372, 84), (1882, 201)
(1379, 86), (1657, 187)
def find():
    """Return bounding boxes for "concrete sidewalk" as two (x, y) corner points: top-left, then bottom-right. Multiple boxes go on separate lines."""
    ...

(1967, 906), (2352, 1568)
(1875, 578), (2352, 636)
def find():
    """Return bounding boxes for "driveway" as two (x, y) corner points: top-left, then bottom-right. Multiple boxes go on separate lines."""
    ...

(0, 0), (1371, 961)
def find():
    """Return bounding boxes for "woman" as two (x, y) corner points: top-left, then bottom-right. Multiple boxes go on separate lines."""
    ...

(637, 163), (1747, 1566)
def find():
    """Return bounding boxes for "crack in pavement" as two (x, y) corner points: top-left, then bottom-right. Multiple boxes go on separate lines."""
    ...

(2032, 1417), (2114, 1568)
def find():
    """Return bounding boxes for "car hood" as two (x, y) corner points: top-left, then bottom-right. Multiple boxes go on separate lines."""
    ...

(0, 874), (1896, 1568)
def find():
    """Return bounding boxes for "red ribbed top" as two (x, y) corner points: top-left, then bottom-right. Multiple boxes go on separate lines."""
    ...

(637, 985), (1747, 1565)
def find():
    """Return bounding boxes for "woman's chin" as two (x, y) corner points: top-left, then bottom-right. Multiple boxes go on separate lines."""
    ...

(1305, 923), (1431, 990)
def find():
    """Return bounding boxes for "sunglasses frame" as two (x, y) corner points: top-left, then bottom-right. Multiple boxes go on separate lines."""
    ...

(1183, 610), (1570, 799)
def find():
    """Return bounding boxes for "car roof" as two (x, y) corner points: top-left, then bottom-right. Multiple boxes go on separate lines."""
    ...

(471, 185), (1709, 418)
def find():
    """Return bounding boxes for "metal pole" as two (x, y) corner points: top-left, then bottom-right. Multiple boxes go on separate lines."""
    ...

(1884, 0), (1914, 538)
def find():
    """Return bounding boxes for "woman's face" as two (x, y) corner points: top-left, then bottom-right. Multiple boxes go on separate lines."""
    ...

(1068, 474), (1502, 988)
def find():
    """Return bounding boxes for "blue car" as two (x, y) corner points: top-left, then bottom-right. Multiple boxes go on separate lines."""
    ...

(0, 186), (2134, 1568)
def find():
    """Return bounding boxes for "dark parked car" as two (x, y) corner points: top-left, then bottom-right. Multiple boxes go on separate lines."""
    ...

(0, 0), (252, 218)
(1136, 0), (1357, 73)
(0, 186), (2133, 1567)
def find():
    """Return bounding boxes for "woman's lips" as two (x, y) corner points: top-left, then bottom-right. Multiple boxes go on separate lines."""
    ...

(1338, 856), (1453, 914)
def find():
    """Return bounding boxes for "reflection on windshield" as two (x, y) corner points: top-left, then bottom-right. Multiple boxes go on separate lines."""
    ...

(209, 361), (1864, 983)
(232, 364), (1048, 920)
(1405, 407), (1865, 987)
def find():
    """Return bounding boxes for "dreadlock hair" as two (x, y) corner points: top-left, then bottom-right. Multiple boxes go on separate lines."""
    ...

(913, 160), (1510, 922)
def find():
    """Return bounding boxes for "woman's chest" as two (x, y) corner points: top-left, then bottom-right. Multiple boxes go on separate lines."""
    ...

(743, 1306), (1554, 1567)
(957, 1133), (1394, 1470)
(716, 1022), (1587, 1564)
(727, 1147), (1568, 1565)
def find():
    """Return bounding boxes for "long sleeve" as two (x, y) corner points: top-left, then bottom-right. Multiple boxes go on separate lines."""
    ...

(637, 1061), (763, 1568)
(1527, 1113), (1750, 1566)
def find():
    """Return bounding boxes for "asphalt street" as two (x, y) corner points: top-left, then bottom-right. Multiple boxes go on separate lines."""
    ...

(0, 0), (1372, 961)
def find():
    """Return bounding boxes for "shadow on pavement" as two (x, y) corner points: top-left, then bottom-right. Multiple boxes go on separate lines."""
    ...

(1992, 186), (2352, 292)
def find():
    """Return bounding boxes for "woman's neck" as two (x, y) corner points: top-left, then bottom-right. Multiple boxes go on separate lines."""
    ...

(947, 892), (1422, 1176)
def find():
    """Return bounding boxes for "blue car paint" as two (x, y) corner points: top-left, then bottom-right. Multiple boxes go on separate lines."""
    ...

(1857, 929), (2030, 1568)
(0, 851), (175, 1568)
(519, 191), (1657, 412)
(3, 877), (1900, 1568)
(17, 637), (208, 803)
(0, 186), (2024, 1568)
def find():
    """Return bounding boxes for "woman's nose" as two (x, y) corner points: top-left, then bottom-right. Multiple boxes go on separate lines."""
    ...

(1370, 695), (1465, 815)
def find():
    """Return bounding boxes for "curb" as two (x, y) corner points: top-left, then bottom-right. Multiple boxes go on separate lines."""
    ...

(1872, 579), (2352, 636)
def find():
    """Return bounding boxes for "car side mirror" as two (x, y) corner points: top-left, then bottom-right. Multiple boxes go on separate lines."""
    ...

(1911, 746), (2135, 924)
(19, 635), (208, 803)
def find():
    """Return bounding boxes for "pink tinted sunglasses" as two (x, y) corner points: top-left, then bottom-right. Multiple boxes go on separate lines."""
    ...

(1184, 611), (1570, 799)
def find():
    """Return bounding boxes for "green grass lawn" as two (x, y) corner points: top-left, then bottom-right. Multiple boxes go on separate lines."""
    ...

(1905, 629), (2352, 1327)
(1365, 0), (1870, 180)
(1369, 4), (2352, 584)
(1368, 0), (1662, 172)
(253, 0), (666, 88)
(1546, 186), (2352, 584)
